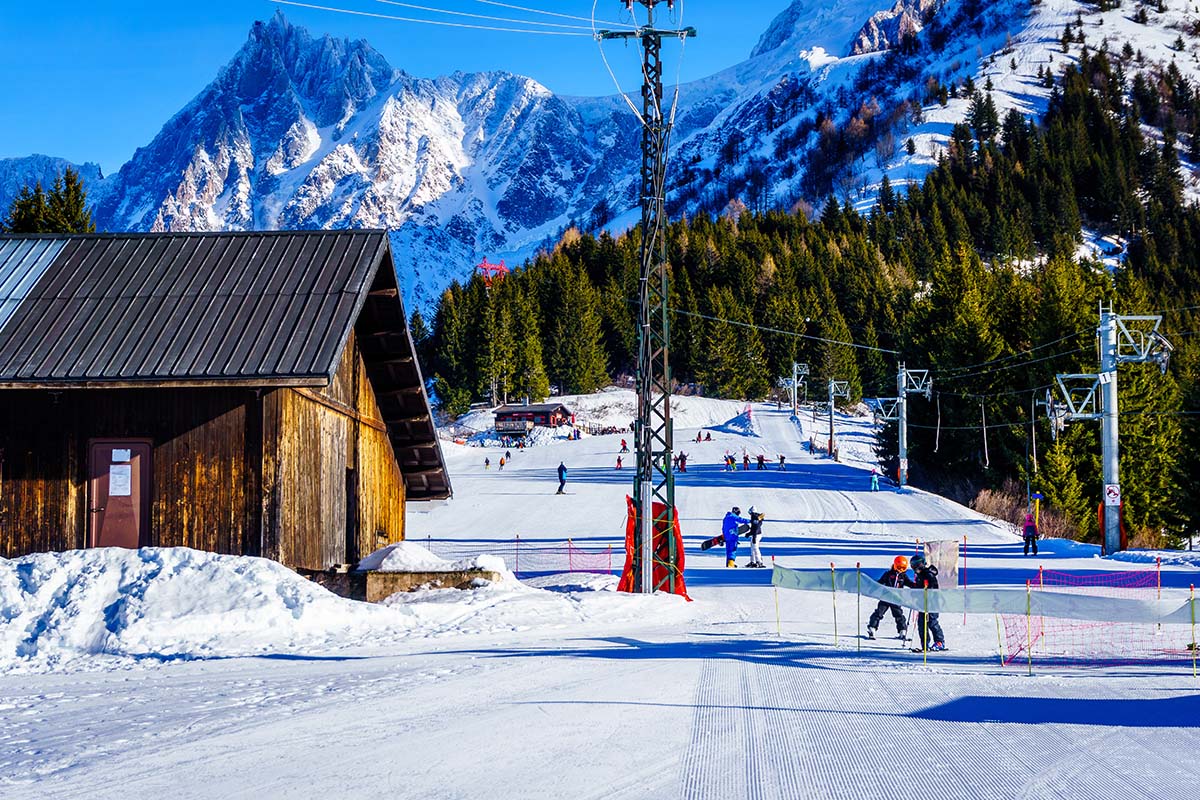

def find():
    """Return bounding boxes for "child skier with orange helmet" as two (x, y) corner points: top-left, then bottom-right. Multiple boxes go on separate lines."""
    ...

(866, 555), (916, 639)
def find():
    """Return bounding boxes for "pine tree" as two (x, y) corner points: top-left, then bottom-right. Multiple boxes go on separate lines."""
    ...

(1039, 436), (1090, 538)
(1, 183), (49, 233)
(45, 168), (95, 233)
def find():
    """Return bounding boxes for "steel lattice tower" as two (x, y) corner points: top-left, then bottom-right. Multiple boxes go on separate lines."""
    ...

(600, 2), (695, 593)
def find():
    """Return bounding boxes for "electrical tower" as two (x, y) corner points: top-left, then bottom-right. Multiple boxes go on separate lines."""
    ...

(873, 363), (933, 486)
(476, 257), (509, 287)
(1045, 303), (1173, 554)
(599, 2), (696, 594)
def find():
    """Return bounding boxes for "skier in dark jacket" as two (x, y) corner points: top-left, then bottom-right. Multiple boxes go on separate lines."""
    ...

(911, 554), (946, 651)
(745, 507), (767, 567)
(1022, 513), (1039, 556)
(866, 556), (916, 638)
(721, 507), (750, 568)
(556, 462), (567, 494)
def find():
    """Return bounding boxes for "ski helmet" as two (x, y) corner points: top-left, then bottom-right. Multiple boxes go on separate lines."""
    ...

(893, 555), (909, 571)
(749, 506), (757, 515)
(910, 554), (927, 570)
(732, 506), (741, 515)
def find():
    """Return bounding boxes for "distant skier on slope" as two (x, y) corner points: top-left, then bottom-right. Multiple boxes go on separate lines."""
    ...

(620, 439), (629, 453)
(722, 506), (750, 568)
(866, 556), (915, 639)
(870, 468), (880, 492)
(778, 454), (786, 471)
(911, 554), (946, 652)
(1022, 512), (1039, 556)
(756, 454), (766, 470)
(615, 455), (623, 470)
(557, 461), (567, 495)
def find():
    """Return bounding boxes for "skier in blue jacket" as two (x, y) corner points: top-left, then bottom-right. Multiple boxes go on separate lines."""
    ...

(722, 507), (751, 568)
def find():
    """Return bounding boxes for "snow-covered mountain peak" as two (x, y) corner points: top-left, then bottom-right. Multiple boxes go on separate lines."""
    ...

(751, 0), (903, 58)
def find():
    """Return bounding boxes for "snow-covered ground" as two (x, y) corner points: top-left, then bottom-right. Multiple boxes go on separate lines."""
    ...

(3, 400), (1200, 798)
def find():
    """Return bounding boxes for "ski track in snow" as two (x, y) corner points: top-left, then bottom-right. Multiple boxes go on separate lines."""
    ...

(4, 402), (1200, 798)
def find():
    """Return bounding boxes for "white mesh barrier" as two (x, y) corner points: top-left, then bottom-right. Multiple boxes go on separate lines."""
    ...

(771, 565), (1197, 625)
(923, 539), (959, 585)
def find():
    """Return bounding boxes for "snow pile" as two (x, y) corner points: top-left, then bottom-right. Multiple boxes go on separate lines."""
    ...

(710, 408), (758, 437)
(357, 541), (509, 576)
(381, 570), (690, 636)
(1108, 549), (1200, 568)
(0, 547), (413, 672)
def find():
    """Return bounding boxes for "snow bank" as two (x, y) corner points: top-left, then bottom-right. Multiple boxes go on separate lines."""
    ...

(0, 546), (689, 673)
(357, 541), (509, 576)
(0, 547), (413, 672)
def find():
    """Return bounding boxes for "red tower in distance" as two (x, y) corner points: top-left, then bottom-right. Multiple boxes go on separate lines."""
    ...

(476, 257), (509, 287)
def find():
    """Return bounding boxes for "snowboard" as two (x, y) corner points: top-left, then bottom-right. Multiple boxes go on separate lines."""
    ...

(699, 523), (749, 551)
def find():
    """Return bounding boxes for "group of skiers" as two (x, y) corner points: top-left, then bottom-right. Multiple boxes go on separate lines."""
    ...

(867, 554), (946, 652)
(720, 506), (767, 568)
(722, 452), (786, 471)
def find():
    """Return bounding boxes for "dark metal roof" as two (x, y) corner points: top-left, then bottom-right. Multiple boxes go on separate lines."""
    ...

(0, 231), (386, 385)
(0, 231), (451, 500)
(494, 402), (573, 416)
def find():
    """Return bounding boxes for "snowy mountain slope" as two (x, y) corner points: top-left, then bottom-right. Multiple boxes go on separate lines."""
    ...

(9, 0), (1200, 310)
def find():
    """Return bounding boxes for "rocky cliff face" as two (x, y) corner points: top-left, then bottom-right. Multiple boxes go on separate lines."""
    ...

(0, 156), (103, 222)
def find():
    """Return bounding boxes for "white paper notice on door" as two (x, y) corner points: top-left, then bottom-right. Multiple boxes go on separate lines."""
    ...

(109, 465), (132, 497)
(112, 448), (131, 462)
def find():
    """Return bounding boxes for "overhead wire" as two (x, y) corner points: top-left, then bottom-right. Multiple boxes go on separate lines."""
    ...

(273, 0), (595, 35)
(374, 0), (599, 29)
(474, 0), (627, 26)
(592, 0), (646, 125)
(935, 345), (1092, 383)
(670, 308), (900, 354)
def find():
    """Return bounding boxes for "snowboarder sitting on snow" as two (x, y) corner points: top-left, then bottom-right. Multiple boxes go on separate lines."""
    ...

(1022, 512), (1039, 556)
(866, 556), (916, 639)
(722, 506), (750, 568)
(556, 461), (567, 494)
(705, 432), (712, 441)
(745, 508), (767, 567)
(911, 554), (946, 651)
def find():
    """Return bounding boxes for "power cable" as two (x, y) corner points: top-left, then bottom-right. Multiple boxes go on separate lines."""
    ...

(375, 0), (599, 29)
(592, 0), (646, 125)
(936, 345), (1092, 383)
(273, 0), (593, 34)
(476, 0), (626, 26)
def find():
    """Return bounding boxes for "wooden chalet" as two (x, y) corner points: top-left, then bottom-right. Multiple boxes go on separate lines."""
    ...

(0, 231), (450, 572)
(493, 402), (573, 436)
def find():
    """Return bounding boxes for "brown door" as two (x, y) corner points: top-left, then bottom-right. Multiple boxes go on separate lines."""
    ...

(88, 440), (152, 549)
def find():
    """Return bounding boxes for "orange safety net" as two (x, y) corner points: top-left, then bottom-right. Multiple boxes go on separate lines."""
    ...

(617, 495), (690, 600)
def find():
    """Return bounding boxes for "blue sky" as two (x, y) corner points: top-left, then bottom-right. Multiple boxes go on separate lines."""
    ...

(0, 1), (788, 174)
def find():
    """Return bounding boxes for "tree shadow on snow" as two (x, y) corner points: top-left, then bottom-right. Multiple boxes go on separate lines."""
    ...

(910, 694), (1200, 727)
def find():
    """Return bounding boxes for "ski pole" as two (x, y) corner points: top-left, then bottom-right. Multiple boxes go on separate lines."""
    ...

(856, 562), (861, 654)
(830, 562), (838, 646)
(773, 556), (781, 637)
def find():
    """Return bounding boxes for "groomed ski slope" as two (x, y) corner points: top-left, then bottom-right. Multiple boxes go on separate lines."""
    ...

(4, 399), (1200, 799)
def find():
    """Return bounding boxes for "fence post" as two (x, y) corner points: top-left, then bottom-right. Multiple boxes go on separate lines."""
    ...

(1158, 557), (1163, 635)
(515, 534), (520, 579)
(830, 563), (838, 646)
(856, 562), (861, 654)
(923, 584), (929, 665)
(1038, 565), (1044, 649)
(1026, 579), (1033, 677)
(773, 555), (781, 637)
(962, 535), (968, 626)
(608, 543), (613, 575)
(1192, 584), (1196, 680)
(568, 538), (574, 572)
(994, 614), (1004, 666)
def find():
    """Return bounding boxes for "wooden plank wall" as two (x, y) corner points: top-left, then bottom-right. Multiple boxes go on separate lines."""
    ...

(271, 332), (405, 571)
(0, 389), (250, 558)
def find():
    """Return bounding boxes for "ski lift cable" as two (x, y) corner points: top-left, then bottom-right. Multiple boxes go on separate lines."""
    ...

(374, 0), (601, 29)
(937, 329), (1092, 375)
(273, 0), (594, 35)
(670, 308), (899, 354)
(475, 0), (627, 27)
(936, 345), (1092, 383)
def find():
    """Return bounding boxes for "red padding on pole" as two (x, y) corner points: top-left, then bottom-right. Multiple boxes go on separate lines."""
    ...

(617, 495), (690, 600)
